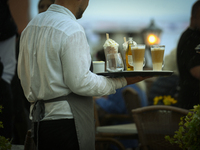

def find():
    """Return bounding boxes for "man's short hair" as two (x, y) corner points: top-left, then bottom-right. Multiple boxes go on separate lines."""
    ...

(191, 0), (200, 17)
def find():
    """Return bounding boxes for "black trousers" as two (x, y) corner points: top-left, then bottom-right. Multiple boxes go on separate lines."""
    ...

(33, 119), (79, 150)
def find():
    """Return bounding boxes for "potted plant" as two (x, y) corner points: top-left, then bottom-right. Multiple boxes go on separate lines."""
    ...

(165, 104), (200, 150)
(0, 105), (12, 150)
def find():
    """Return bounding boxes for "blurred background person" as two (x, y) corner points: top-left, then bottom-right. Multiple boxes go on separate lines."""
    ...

(176, 0), (200, 109)
(10, 0), (56, 144)
(94, 49), (147, 119)
(0, 58), (3, 79)
(0, 0), (17, 140)
(95, 84), (147, 124)
(94, 49), (147, 150)
(94, 83), (147, 150)
(38, 0), (55, 13)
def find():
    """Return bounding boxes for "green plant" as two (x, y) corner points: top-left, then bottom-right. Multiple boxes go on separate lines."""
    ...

(165, 104), (200, 150)
(0, 105), (12, 150)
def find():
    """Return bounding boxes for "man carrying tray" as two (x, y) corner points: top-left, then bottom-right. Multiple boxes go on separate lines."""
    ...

(17, 0), (150, 149)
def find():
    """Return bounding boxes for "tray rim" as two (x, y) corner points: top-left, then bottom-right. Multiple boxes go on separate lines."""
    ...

(97, 70), (174, 77)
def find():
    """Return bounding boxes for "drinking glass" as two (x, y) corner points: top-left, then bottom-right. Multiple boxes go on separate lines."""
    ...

(131, 44), (146, 71)
(151, 45), (165, 71)
(106, 53), (124, 72)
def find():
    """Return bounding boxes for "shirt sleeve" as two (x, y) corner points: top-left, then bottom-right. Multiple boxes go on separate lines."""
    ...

(60, 31), (127, 97)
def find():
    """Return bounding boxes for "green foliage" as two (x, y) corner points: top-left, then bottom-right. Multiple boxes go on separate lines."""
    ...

(0, 106), (3, 129)
(165, 105), (200, 150)
(0, 106), (12, 150)
(0, 136), (12, 150)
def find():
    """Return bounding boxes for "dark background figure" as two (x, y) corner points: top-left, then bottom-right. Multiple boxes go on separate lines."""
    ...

(0, 58), (3, 78)
(38, 0), (55, 13)
(0, 0), (17, 140)
(11, 33), (31, 144)
(9, 0), (56, 144)
(148, 75), (179, 106)
(177, 0), (200, 109)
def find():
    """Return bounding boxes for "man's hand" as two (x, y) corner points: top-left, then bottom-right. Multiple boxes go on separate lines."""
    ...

(125, 76), (152, 85)
(190, 66), (200, 80)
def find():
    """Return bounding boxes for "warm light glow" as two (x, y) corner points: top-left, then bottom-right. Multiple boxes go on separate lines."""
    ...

(148, 35), (156, 43)
(147, 34), (159, 45)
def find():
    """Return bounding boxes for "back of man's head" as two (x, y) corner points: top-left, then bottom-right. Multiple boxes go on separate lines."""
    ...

(191, 0), (200, 18)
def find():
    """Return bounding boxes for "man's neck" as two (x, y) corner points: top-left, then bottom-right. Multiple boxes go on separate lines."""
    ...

(55, 0), (79, 18)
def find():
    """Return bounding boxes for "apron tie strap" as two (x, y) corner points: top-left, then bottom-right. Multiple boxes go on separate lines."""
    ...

(30, 96), (68, 149)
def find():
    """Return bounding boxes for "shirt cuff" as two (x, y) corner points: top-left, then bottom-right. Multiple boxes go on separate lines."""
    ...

(121, 77), (127, 87)
(113, 77), (127, 89)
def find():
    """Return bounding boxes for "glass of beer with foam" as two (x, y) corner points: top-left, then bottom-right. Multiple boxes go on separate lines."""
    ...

(151, 45), (165, 71)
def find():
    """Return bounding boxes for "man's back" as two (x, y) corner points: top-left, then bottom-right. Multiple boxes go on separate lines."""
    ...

(18, 4), (91, 121)
(177, 28), (200, 109)
(18, 5), (86, 101)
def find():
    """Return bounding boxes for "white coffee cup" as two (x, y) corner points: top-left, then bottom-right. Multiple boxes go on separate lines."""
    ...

(92, 61), (105, 73)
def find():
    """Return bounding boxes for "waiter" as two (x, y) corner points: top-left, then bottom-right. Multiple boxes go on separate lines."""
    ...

(17, 0), (149, 149)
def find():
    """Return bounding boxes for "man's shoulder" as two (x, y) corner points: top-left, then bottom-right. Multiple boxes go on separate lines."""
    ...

(48, 13), (84, 35)
(177, 29), (200, 52)
(26, 13), (84, 37)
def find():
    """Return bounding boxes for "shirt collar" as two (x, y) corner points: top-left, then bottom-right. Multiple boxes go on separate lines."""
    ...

(47, 4), (76, 21)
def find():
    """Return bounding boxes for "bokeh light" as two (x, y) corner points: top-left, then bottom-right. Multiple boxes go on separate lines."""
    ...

(147, 34), (160, 45)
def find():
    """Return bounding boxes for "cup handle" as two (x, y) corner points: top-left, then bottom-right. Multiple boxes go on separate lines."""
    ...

(162, 60), (165, 68)
(143, 58), (146, 67)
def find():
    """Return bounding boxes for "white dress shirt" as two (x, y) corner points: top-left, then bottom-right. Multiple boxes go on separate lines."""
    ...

(18, 4), (127, 120)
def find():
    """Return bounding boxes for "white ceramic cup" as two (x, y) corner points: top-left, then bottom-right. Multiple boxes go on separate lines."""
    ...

(92, 61), (105, 73)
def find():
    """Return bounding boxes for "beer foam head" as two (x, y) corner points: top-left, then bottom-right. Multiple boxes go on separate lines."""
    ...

(103, 39), (119, 49)
(132, 44), (145, 50)
(151, 45), (165, 51)
(151, 47), (165, 51)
